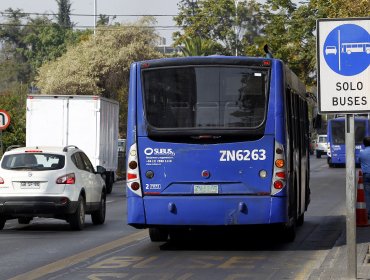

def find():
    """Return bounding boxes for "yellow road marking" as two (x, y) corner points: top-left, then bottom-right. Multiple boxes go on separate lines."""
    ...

(294, 250), (328, 280)
(9, 230), (148, 280)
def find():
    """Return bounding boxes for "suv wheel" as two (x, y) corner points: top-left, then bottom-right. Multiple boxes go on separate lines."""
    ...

(91, 192), (106, 225)
(69, 195), (85, 230)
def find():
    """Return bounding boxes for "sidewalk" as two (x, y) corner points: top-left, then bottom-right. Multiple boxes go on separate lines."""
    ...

(309, 225), (370, 279)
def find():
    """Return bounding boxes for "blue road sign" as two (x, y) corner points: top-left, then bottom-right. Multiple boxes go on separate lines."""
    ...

(317, 18), (370, 114)
(323, 24), (370, 76)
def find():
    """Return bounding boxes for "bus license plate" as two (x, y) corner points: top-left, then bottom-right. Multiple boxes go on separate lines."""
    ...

(194, 185), (218, 194)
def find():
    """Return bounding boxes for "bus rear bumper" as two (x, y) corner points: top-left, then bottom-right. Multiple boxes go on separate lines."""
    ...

(128, 195), (288, 227)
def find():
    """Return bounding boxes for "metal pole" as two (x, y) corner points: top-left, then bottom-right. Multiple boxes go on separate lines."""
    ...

(234, 0), (239, 56)
(345, 114), (357, 279)
(0, 130), (3, 158)
(93, 0), (97, 35)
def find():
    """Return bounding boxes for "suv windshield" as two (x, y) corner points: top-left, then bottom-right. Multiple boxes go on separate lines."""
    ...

(1, 153), (65, 170)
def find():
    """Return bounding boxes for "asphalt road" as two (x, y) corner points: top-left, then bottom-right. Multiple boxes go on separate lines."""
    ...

(0, 155), (348, 280)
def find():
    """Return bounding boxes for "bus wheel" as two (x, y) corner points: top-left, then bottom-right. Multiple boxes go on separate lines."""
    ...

(297, 213), (304, 227)
(149, 228), (168, 242)
(283, 217), (296, 242)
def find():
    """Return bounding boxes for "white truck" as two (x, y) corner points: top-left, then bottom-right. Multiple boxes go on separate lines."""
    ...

(26, 95), (119, 194)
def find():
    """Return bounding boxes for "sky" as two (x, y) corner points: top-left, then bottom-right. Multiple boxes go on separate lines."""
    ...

(0, 0), (181, 44)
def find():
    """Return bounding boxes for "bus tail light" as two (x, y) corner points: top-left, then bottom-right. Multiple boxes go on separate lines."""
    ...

(274, 180), (284, 189)
(131, 182), (140, 191)
(275, 159), (285, 168)
(275, 171), (286, 179)
(127, 143), (142, 197)
(271, 142), (286, 195)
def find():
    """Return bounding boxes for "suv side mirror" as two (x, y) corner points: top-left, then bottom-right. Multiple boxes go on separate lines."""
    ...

(96, 165), (106, 174)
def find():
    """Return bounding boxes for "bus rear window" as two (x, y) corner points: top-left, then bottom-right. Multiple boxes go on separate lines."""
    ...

(142, 66), (268, 130)
(331, 120), (366, 145)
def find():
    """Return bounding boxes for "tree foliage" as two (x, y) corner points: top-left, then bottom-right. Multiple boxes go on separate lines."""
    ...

(180, 36), (220, 56)
(56, 0), (73, 29)
(0, 6), (87, 86)
(174, 0), (264, 56)
(0, 8), (31, 83)
(21, 17), (89, 71)
(36, 17), (162, 97)
(36, 17), (163, 136)
(310, 0), (370, 18)
(174, 0), (369, 87)
(0, 86), (27, 152)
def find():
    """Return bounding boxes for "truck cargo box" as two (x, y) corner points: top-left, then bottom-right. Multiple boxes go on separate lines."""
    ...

(26, 95), (119, 193)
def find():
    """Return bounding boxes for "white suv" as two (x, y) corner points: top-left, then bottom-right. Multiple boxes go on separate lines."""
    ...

(0, 145), (106, 230)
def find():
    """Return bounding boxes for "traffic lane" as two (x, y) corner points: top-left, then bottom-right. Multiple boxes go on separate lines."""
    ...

(309, 155), (346, 217)
(9, 162), (347, 280)
(0, 180), (137, 280)
(10, 222), (335, 280)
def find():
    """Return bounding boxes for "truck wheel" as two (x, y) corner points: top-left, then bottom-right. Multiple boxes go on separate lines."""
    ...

(0, 217), (5, 230)
(18, 217), (33, 224)
(105, 172), (113, 194)
(69, 195), (85, 230)
(91, 192), (106, 225)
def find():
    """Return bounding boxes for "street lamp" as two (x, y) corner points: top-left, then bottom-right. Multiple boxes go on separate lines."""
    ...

(234, 0), (240, 56)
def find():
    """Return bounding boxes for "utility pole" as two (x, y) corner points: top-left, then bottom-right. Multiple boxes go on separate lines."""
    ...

(234, 0), (240, 56)
(94, 0), (97, 35)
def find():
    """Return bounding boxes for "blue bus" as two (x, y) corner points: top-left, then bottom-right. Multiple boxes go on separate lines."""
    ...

(126, 56), (311, 242)
(327, 117), (370, 167)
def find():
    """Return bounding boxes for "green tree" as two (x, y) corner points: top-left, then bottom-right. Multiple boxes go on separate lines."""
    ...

(56, 0), (73, 29)
(21, 16), (90, 71)
(0, 8), (31, 84)
(174, 0), (264, 56)
(180, 36), (220, 56)
(261, 0), (370, 87)
(310, 0), (370, 18)
(0, 85), (27, 152)
(260, 0), (311, 81)
(97, 14), (117, 26)
(36, 17), (163, 136)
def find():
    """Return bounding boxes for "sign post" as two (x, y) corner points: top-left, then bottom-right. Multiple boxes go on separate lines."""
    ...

(317, 17), (370, 279)
(0, 110), (11, 157)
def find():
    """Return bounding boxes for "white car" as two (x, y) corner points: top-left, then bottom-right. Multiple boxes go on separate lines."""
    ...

(0, 145), (107, 230)
(315, 135), (328, 158)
